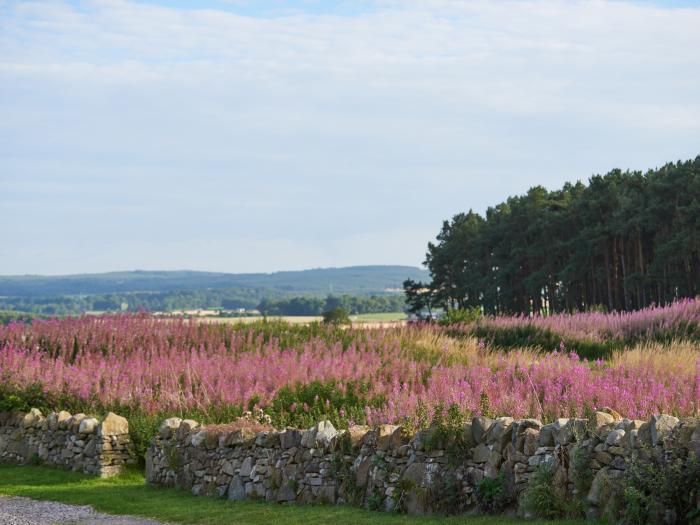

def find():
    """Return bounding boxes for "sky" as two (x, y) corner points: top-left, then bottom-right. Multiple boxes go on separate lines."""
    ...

(1, 0), (699, 276)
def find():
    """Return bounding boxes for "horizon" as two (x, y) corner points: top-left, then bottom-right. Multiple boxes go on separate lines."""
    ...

(0, 263), (427, 279)
(3, 0), (700, 275)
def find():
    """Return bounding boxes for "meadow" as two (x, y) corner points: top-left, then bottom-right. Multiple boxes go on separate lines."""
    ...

(0, 300), (697, 459)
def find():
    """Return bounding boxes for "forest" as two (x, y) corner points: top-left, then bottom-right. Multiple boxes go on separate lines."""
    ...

(405, 157), (700, 315)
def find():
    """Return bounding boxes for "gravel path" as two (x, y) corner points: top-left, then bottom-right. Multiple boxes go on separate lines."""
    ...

(0, 496), (168, 525)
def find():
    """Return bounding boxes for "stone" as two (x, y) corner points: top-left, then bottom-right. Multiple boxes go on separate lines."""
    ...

(56, 410), (72, 429)
(159, 417), (182, 439)
(176, 419), (200, 441)
(670, 417), (698, 447)
(587, 467), (610, 505)
(472, 416), (494, 443)
(605, 429), (625, 446)
(228, 475), (245, 500)
(588, 411), (616, 436)
(522, 428), (539, 456)
(355, 457), (371, 487)
(21, 408), (43, 428)
(485, 417), (514, 450)
(314, 421), (337, 449)
(538, 422), (557, 447)
(346, 425), (370, 449)
(222, 428), (256, 447)
(280, 428), (302, 449)
(402, 462), (427, 485)
(555, 418), (587, 445)
(472, 443), (491, 463)
(650, 414), (680, 447)
(99, 413), (129, 436)
(190, 431), (207, 448)
(239, 456), (254, 478)
(376, 424), (403, 450)
(79, 418), (99, 435)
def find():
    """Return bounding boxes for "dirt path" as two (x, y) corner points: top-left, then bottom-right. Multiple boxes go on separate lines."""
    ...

(0, 496), (168, 525)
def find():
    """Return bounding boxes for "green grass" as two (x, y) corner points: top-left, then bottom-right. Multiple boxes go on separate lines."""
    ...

(0, 464), (592, 525)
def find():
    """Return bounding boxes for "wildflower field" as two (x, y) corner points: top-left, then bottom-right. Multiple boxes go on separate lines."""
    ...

(0, 301), (698, 458)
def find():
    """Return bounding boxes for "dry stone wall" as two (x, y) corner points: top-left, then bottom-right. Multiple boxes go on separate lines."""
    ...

(0, 408), (136, 477)
(146, 411), (699, 519)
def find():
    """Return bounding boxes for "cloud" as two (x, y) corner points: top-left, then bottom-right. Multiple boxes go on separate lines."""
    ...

(1, 0), (699, 274)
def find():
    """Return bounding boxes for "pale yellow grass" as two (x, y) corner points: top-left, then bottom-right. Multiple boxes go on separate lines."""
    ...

(609, 339), (699, 375)
(397, 329), (542, 367)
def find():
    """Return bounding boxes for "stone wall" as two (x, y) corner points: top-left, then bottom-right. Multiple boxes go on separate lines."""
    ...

(146, 411), (699, 519)
(0, 408), (136, 477)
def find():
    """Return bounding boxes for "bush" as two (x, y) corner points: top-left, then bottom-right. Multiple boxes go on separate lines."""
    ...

(621, 449), (700, 525)
(439, 307), (482, 326)
(475, 473), (513, 513)
(520, 463), (573, 519)
(322, 307), (351, 325)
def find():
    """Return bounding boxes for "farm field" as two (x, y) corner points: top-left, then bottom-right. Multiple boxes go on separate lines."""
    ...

(0, 300), (697, 461)
(199, 312), (407, 325)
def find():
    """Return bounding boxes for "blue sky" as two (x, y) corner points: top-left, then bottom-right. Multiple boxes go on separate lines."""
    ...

(2, 0), (699, 275)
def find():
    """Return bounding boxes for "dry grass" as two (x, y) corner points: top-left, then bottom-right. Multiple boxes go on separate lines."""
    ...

(609, 339), (699, 375)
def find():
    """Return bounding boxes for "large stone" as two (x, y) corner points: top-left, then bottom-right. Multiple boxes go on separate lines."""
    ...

(79, 418), (99, 435)
(485, 417), (514, 450)
(314, 420), (337, 449)
(522, 428), (539, 456)
(190, 430), (207, 448)
(176, 419), (200, 441)
(221, 428), (256, 447)
(346, 425), (370, 449)
(605, 429), (625, 446)
(555, 418), (586, 445)
(280, 428), (302, 449)
(472, 443), (491, 463)
(650, 414), (680, 447)
(239, 456), (254, 478)
(99, 412), (129, 436)
(538, 422), (558, 447)
(56, 410), (72, 430)
(588, 411), (616, 437)
(472, 416), (494, 443)
(669, 417), (698, 447)
(376, 424), (404, 450)
(159, 418), (182, 439)
(21, 408), (43, 428)
(228, 475), (245, 500)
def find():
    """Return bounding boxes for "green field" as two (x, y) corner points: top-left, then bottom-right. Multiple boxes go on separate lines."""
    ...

(0, 464), (590, 525)
(351, 311), (407, 322)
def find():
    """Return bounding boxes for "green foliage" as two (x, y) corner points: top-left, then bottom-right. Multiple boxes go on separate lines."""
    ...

(621, 449), (700, 525)
(423, 403), (469, 465)
(520, 464), (574, 519)
(322, 307), (351, 325)
(475, 473), (513, 514)
(439, 307), (482, 326)
(269, 380), (385, 429)
(367, 489), (384, 511)
(418, 157), (700, 315)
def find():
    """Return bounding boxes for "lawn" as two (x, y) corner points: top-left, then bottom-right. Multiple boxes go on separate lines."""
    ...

(0, 464), (590, 525)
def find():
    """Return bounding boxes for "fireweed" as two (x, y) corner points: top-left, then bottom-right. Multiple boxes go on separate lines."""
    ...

(0, 313), (697, 428)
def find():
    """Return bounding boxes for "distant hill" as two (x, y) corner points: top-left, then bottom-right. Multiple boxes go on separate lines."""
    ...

(0, 266), (429, 298)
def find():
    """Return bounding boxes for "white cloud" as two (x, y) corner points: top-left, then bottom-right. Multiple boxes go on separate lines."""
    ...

(1, 0), (699, 274)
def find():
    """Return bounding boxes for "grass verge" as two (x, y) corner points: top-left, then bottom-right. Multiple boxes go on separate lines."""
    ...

(0, 464), (592, 525)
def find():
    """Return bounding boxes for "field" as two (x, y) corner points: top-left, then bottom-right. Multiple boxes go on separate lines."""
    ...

(0, 300), (697, 462)
(200, 312), (407, 325)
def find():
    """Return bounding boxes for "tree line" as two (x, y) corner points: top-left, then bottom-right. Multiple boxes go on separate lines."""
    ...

(258, 294), (406, 316)
(405, 157), (700, 315)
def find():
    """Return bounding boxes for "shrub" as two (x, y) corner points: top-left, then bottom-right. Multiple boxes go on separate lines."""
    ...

(520, 463), (572, 519)
(621, 449), (700, 525)
(322, 307), (351, 325)
(475, 473), (513, 513)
